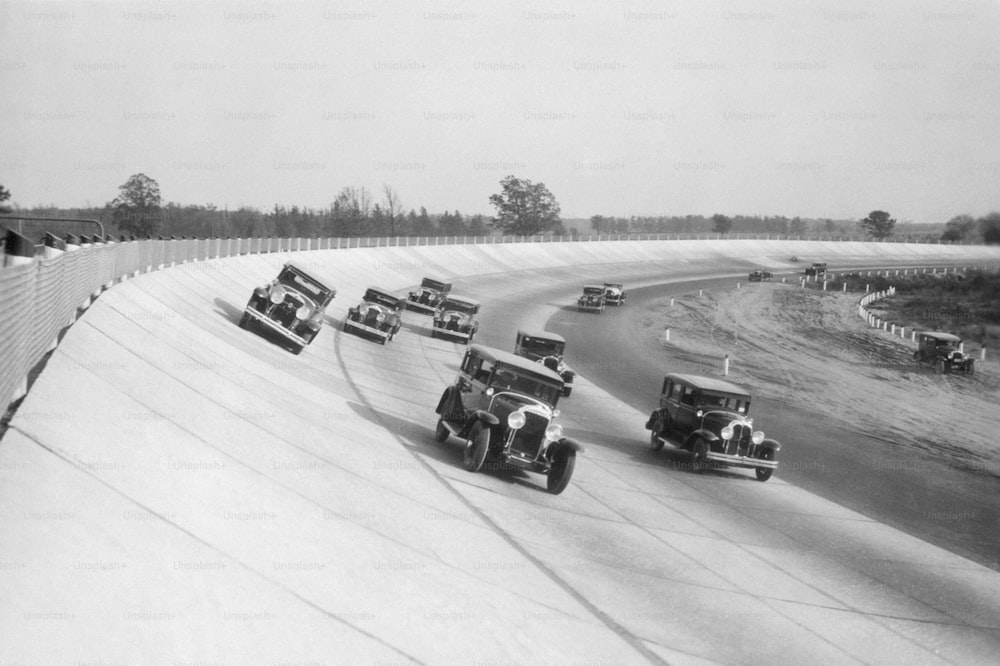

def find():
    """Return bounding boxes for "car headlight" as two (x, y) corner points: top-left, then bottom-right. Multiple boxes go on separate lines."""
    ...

(269, 288), (285, 305)
(295, 305), (310, 320)
(545, 423), (563, 440)
(721, 426), (734, 441)
(752, 431), (765, 445)
(376, 313), (386, 323)
(359, 304), (369, 316)
(507, 411), (526, 429)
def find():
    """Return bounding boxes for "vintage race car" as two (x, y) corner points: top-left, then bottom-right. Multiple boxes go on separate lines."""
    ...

(804, 262), (828, 277)
(645, 373), (780, 481)
(603, 282), (627, 305)
(431, 295), (480, 343)
(343, 287), (403, 344)
(240, 262), (336, 355)
(913, 331), (974, 375)
(434, 344), (583, 494)
(577, 284), (606, 312)
(406, 277), (452, 314)
(748, 270), (773, 282)
(514, 329), (576, 397)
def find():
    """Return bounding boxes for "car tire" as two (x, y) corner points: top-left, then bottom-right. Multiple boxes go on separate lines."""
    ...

(463, 423), (490, 473)
(562, 386), (572, 398)
(936, 359), (947, 374)
(755, 448), (775, 482)
(690, 438), (708, 473)
(434, 418), (450, 443)
(547, 447), (576, 495)
(238, 312), (251, 329)
(291, 343), (304, 355)
(648, 413), (665, 451)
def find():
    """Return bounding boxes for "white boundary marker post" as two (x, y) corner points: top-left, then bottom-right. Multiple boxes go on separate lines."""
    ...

(723, 354), (730, 376)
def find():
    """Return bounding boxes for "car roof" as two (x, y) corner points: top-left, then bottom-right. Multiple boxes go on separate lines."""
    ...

(604, 282), (623, 287)
(665, 373), (750, 396)
(919, 331), (962, 341)
(517, 328), (566, 343)
(583, 284), (604, 289)
(442, 294), (479, 306)
(284, 261), (336, 292)
(469, 344), (564, 383)
(364, 286), (399, 300)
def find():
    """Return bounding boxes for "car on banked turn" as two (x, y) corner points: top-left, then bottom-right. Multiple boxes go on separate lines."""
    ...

(514, 328), (576, 397)
(434, 344), (583, 494)
(343, 287), (403, 344)
(645, 373), (780, 481)
(240, 262), (337, 354)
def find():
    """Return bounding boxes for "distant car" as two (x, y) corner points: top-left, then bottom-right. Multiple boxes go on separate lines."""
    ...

(432, 295), (480, 343)
(644, 373), (780, 481)
(406, 277), (452, 314)
(514, 329), (576, 397)
(343, 287), (403, 344)
(804, 262), (828, 277)
(240, 262), (336, 355)
(434, 344), (583, 494)
(748, 270), (773, 282)
(577, 284), (606, 312)
(603, 282), (627, 306)
(913, 331), (974, 375)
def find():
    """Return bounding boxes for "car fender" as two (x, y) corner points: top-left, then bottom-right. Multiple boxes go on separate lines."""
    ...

(644, 409), (662, 431)
(472, 410), (499, 427)
(685, 429), (720, 447)
(760, 438), (781, 453)
(253, 286), (268, 298)
(550, 437), (585, 455)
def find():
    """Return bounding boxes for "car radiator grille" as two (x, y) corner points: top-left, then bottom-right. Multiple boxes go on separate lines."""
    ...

(510, 412), (548, 460)
(364, 310), (381, 327)
(724, 424), (753, 456)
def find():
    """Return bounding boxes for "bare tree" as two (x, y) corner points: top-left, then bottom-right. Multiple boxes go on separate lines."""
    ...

(382, 184), (402, 236)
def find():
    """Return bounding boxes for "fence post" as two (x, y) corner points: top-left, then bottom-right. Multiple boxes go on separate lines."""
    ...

(723, 354), (730, 376)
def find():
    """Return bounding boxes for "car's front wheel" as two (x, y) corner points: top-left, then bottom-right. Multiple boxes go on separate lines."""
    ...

(936, 359), (947, 374)
(238, 313), (251, 329)
(547, 447), (576, 495)
(648, 413), (665, 451)
(463, 423), (490, 472)
(690, 438), (708, 473)
(755, 448), (775, 482)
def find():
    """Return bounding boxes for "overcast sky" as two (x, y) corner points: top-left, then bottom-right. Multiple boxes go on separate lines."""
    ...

(2, 0), (999, 222)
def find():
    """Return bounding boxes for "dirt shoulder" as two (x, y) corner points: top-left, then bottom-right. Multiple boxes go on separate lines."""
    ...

(638, 283), (1000, 477)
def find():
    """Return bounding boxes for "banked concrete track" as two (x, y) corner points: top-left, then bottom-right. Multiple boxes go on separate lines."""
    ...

(2, 240), (1000, 665)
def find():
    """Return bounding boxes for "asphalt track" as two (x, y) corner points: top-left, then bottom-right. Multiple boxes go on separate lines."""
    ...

(2, 240), (1000, 665)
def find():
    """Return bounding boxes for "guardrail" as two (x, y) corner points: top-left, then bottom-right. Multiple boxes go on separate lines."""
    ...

(0, 228), (993, 421)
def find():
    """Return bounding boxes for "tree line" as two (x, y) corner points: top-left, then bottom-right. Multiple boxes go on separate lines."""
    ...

(2, 174), (997, 243)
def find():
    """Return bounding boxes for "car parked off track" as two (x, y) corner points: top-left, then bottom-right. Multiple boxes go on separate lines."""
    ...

(748, 270), (773, 282)
(913, 331), (974, 375)
(645, 373), (780, 481)
(240, 262), (336, 354)
(434, 345), (583, 494)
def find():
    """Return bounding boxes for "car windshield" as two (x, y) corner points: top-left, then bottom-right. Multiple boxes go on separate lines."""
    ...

(421, 279), (448, 291)
(583, 287), (603, 295)
(491, 368), (560, 405)
(698, 392), (749, 414)
(277, 268), (328, 301)
(441, 299), (476, 314)
(520, 336), (564, 356)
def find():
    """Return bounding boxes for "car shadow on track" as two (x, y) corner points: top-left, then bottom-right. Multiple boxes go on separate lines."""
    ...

(213, 297), (243, 325)
(571, 429), (757, 483)
(345, 401), (543, 491)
